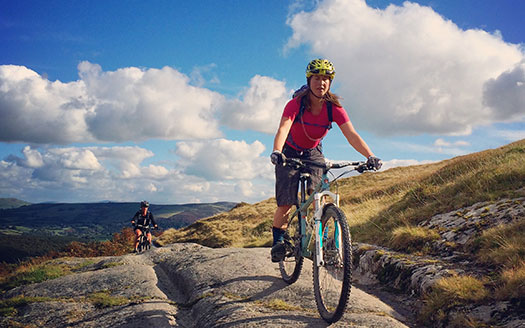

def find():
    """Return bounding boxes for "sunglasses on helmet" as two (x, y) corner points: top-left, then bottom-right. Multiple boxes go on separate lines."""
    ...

(309, 69), (334, 75)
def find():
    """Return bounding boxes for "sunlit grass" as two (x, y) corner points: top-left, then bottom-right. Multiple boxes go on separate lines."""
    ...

(0, 260), (71, 292)
(475, 220), (525, 268)
(495, 261), (525, 301)
(156, 139), (525, 323)
(389, 225), (440, 253)
(420, 274), (489, 325)
(87, 290), (128, 308)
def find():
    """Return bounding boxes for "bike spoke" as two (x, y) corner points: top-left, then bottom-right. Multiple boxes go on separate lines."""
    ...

(313, 205), (352, 323)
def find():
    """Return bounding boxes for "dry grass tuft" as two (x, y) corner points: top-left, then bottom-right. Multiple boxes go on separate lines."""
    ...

(475, 220), (525, 268)
(495, 261), (525, 301)
(420, 274), (489, 325)
(390, 225), (440, 253)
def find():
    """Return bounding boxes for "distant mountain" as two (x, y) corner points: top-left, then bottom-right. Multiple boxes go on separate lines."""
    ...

(0, 198), (31, 209)
(0, 201), (237, 241)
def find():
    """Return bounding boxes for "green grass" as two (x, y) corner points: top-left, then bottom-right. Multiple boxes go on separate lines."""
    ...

(259, 298), (303, 312)
(0, 296), (54, 317)
(0, 263), (71, 291)
(87, 291), (129, 308)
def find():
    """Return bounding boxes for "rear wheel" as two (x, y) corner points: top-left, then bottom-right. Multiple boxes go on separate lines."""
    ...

(313, 204), (352, 323)
(279, 209), (304, 284)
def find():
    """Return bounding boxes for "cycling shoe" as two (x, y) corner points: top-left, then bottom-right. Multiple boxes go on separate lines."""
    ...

(271, 242), (286, 262)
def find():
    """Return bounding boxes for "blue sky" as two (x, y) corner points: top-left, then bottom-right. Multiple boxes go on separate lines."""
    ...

(1, 0), (524, 204)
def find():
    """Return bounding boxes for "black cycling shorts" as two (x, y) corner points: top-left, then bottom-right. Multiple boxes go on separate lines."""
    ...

(275, 143), (324, 206)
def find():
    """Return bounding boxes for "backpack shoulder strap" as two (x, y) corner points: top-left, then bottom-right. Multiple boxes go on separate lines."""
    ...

(293, 96), (306, 123)
(327, 101), (333, 130)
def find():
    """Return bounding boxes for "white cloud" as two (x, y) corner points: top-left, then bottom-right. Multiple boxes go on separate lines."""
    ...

(235, 180), (254, 198)
(219, 75), (290, 134)
(380, 158), (436, 171)
(483, 61), (525, 121)
(175, 138), (272, 180)
(0, 62), (224, 144)
(390, 140), (470, 157)
(0, 142), (275, 204)
(433, 138), (470, 147)
(492, 128), (525, 142)
(0, 65), (91, 143)
(285, 0), (525, 136)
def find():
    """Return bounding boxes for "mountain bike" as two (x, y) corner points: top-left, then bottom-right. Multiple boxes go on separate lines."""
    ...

(134, 224), (152, 253)
(278, 158), (375, 323)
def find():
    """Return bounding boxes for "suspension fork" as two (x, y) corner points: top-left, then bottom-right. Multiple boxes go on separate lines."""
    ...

(313, 190), (340, 267)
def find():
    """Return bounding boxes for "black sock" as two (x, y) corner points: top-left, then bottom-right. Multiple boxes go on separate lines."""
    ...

(272, 227), (285, 246)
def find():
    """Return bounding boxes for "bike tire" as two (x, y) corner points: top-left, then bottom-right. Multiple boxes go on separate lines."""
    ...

(279, 208), (304, 284)
(313, 204), (352, 323)
(138, 235), (146, 253)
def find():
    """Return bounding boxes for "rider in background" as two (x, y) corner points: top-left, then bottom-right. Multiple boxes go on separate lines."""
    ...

(269, 59), (382, 262)
(131, 200), (158, 252)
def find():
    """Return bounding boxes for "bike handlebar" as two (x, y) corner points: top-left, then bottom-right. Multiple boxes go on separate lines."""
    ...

(284, 158), (374, 172)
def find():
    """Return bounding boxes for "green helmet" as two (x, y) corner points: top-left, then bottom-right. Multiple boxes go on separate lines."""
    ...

(306, 59), (335, 80)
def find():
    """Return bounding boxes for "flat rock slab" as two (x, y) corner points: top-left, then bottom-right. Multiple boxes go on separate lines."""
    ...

(2, 243), (412, 327)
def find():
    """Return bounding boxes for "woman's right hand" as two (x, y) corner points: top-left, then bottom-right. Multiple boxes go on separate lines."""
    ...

(270, 150), (286, 165)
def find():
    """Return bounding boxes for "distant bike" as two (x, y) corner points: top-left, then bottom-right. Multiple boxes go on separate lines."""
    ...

(279, 158), (376, 323)
(134, 224), (152, 253)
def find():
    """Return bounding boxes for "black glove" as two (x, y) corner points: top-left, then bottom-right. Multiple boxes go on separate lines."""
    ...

(366, 156), (382, 170)
(270, 150), (286, 165)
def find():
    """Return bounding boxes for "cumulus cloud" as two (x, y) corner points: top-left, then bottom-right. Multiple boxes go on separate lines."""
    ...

(175, 138), (272, 181)
(0, 62), (223, 144)
(493, 129), (525, 142)
(0, 142), (275, 204)
(433, 138), (470, 147)
(0, 65), (91, 143)
(380, 158), (436, 171)
(219, 75), (290, 134)
(286, 0), (525, 136)
(483, 61), (525, 121)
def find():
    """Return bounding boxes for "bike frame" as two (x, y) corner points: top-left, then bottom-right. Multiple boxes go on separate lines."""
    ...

(289, 168), (340, 267)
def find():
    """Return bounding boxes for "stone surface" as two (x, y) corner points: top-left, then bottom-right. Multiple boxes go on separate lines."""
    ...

(1, 244), (411, 328)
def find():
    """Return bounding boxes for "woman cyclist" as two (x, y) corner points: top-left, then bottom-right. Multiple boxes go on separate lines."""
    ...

(270, 59), (382, 262)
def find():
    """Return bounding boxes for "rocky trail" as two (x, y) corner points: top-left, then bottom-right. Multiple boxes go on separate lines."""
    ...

(2, 197), (524, 327)
(2, 243), (414, 328)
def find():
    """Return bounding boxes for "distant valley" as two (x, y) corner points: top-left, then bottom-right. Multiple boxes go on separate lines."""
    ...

(0, 199), (237, 262)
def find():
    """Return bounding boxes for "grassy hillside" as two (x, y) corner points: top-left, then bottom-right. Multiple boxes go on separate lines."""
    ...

(157, 139), (525, 325)
(0, 198), (31, 209)
(157, 201), (277, 248)
(0, 201), (236, 239)
(0, 201), (236, 262)
(158, 139), (524, 252)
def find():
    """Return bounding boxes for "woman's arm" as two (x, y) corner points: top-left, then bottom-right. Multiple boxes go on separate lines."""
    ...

(339, 121), (374, 158)
(272, 116), (294, 152)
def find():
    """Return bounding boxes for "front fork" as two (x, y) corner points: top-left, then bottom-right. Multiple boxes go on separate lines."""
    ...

(313, 191), (339, 267)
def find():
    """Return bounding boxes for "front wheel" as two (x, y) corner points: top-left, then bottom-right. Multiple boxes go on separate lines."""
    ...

(279, 209), (304, 284)
(137, 235), (146, 253)
(313, 204), (352, 323)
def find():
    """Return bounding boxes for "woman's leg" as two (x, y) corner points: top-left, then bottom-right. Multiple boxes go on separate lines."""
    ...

(272, 205), (292, 245)
(134, 229), (142, 250)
